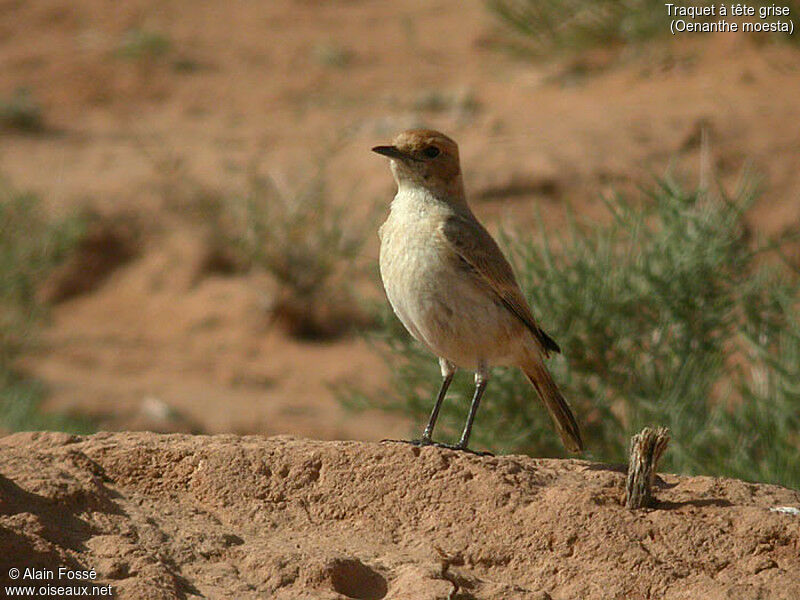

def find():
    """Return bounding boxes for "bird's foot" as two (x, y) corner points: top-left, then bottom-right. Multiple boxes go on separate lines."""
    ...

(380, 438), (493, 456)
(381, 438), (434, 447)
(430, 442), (494, 457)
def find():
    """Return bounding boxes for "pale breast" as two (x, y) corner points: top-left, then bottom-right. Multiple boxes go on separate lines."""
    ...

(378, 194), (527, 370)
(379, 205), (448, 348)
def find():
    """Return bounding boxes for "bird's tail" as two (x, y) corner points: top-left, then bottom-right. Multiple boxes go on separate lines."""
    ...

(522, 358), (583, 453)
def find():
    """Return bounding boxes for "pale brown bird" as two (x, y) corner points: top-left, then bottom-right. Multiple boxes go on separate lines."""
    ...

(373, 129), (583, 453)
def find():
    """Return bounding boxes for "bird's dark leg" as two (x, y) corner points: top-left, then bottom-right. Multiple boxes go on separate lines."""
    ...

(384, 360), (493, 456)
(381, 360), (456, 448)
(455, 368), (488, 450)
(420, 371), (454, 444)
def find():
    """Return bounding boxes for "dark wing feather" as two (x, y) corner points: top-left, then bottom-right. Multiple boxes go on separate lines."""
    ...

(438, 213), (560, 356)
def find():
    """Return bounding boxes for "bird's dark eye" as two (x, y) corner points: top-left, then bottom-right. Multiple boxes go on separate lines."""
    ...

(422, 146), (440, 158)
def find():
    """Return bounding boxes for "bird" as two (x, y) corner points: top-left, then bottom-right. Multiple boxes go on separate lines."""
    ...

(372, 129), (583, 453)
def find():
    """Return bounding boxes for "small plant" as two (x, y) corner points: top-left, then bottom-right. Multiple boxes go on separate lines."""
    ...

(229, 167), (375, 339)
(345, 175), (800, 489)
(413, 88), (480, 117)
(116, 28), (171, 61)
(137, 141), (375, 338)
(486, 0), (672, 54)
(486, 0), (799, 55)
(0, 180), (93, 433)
(312, 42), (353, 68)
(0, 88), (44, 132)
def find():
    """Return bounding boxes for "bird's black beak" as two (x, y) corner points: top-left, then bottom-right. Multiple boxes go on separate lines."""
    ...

(371, 145), (421, 162)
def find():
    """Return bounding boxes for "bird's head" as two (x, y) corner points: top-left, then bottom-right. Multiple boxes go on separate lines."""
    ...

(372, 129), (464, 199)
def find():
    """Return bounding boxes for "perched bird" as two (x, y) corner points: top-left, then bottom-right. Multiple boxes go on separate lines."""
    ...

(373, 129), (583, 453)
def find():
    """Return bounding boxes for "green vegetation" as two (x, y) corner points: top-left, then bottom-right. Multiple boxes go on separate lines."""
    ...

(312, 42), (353, 68)
(346, 177), (800, 489)
(487, 0), (670, 53)
(413, 88), (481, 117)
(0, 181), (93, 433)
(227, 168), (375, 339)
(233, 170), (361, 299)
(116, 28), (171, 61)
(139, 144), (375, 339)
(0, 88), (44, 133)
(486, 0), (800, 54)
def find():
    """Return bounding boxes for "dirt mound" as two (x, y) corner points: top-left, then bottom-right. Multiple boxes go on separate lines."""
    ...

(1, 432), (799, 599)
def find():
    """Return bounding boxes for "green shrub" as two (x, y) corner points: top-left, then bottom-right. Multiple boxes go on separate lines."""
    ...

(116, 28), (171, 61)
(228, 168), (375, 339)
(346, 177), (800, 489)
(486, 0), (800, 54)
(312, 42), (353, 68)
(0, 181), (92, 433)
(0, 88), (44, 132)
(487, 0), (668, 53)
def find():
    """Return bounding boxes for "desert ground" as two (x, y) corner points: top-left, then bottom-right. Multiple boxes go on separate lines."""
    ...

(2, 431), (800, 599)
(1, 0), (800, 598)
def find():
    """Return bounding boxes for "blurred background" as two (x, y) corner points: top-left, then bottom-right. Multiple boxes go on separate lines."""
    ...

(1, 1), (799, 484)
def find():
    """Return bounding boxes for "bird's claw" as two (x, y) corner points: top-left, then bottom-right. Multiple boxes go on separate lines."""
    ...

(431, 442), (493, 456)
(380, 438), (432, 447)
(381, 438), (493, 457)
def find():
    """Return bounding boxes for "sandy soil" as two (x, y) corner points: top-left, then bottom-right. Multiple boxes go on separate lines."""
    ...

(1, 1), (799, 442)
(2, 4), (800, 597)
(1, 431), (799, 599)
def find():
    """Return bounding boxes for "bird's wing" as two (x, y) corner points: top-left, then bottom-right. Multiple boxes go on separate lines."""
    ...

(438, 213), (560, 356)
